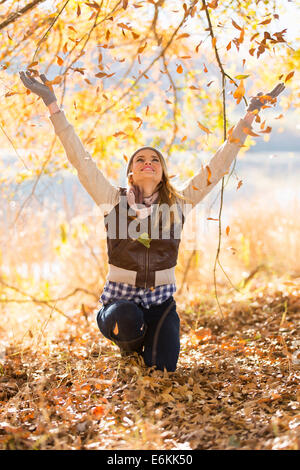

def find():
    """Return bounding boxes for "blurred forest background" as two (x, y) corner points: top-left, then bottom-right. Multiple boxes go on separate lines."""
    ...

(0, 0), (299, 450)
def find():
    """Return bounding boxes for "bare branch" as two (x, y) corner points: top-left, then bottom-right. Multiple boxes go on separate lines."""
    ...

(0, 0), (46, 31)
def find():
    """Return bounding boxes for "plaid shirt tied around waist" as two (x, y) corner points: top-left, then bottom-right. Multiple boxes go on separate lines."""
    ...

(99, 280), (176, 309)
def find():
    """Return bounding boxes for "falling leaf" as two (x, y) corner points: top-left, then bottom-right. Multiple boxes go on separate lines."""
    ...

(260, 126), (272, 134)
(207, 217), (219, 221)
(232, 19), (242, 31)
(77, 3), (81, 16)
(56, 55), (64, 66)
(195, 41), (202, 53)
(68, 25), (77, 33)
(192, 185), (199, 191)
(235, 74), (250, 80)
(259, 18), (272, 25)
(226, 41), (231, 50)
(207, 0), (218, 8)
(113, 131), (127, 138)
(233, 79), (245, 104)
(274, 114), (283, 119)
(237, 180), (243, 190)
(177, 64), (183, 73)
(206, 165), (212, 185)
(197, 121), (212, 134)
(117, 22), (133, 31)
(176, 33), (190, 40)
(137, 232), (151, 248)
(137, 42), (147, 53)
(285, 71), (294, 83)
(95, 72), (107, 78)
(243, 127), (260, 137)
(226, 226), (230, 236)
(27, 61), (38, 69)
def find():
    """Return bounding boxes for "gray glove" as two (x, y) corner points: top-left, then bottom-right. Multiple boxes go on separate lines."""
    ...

(247, 83), (285, 112)
(19, 71), (57, 106)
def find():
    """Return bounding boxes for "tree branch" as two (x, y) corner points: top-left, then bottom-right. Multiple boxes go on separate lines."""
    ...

(0, 0), (46, 31)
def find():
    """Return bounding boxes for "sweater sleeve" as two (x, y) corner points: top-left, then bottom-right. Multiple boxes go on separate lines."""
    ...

(49, 110), (120, 208)
(177, 117), (253, 213)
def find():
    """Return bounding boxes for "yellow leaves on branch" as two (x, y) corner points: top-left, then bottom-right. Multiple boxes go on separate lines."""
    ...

(233, 79), (245, 104)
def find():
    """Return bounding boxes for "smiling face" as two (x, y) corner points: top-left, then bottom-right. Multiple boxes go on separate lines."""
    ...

(129, 148), (163, 188)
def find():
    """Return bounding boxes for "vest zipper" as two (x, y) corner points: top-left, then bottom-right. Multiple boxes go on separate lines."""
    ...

(144, 247), (149, 288)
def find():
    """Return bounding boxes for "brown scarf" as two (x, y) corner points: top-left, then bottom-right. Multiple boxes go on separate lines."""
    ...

(126, 183), (161, 219)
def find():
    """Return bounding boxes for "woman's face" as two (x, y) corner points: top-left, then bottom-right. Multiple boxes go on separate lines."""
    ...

(130, 148), (163, 187)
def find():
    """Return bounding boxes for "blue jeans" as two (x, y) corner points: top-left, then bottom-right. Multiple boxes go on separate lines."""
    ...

(96, 296), (180, 372)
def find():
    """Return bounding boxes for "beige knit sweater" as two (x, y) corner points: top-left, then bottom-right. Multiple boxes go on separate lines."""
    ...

(49, 110), (252, 286)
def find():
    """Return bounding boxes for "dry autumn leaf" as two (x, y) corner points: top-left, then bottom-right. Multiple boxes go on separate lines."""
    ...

(197, 121), (212, 134)
(243, 127), (260, 137)
(285, 71), (294, 82)
(206, 165), (212, 185)
(56, 56), (64, 66)
(232, 19), (242, 31)
(259, 18), (272, 25)
(237, 180), (243, 190)
(260, 126), (272, 134)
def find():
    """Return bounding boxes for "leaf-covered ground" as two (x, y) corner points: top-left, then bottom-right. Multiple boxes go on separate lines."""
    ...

(0, 281), (299, 450)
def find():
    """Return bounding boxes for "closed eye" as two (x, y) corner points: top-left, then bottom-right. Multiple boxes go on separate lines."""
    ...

(137, 157), (159, 162)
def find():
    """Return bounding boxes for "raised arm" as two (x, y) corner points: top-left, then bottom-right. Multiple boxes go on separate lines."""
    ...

(180, 83), (285, 211)
(19, 71), (120, 209)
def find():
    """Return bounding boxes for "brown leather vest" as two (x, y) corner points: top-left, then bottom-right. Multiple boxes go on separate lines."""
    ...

(104, 188), (185, 288)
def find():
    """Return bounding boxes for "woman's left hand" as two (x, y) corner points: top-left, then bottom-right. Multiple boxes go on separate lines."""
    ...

(247, 83), (285, 113)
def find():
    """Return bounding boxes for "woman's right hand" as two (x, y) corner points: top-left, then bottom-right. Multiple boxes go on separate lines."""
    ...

(19, 71), (57, 106)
